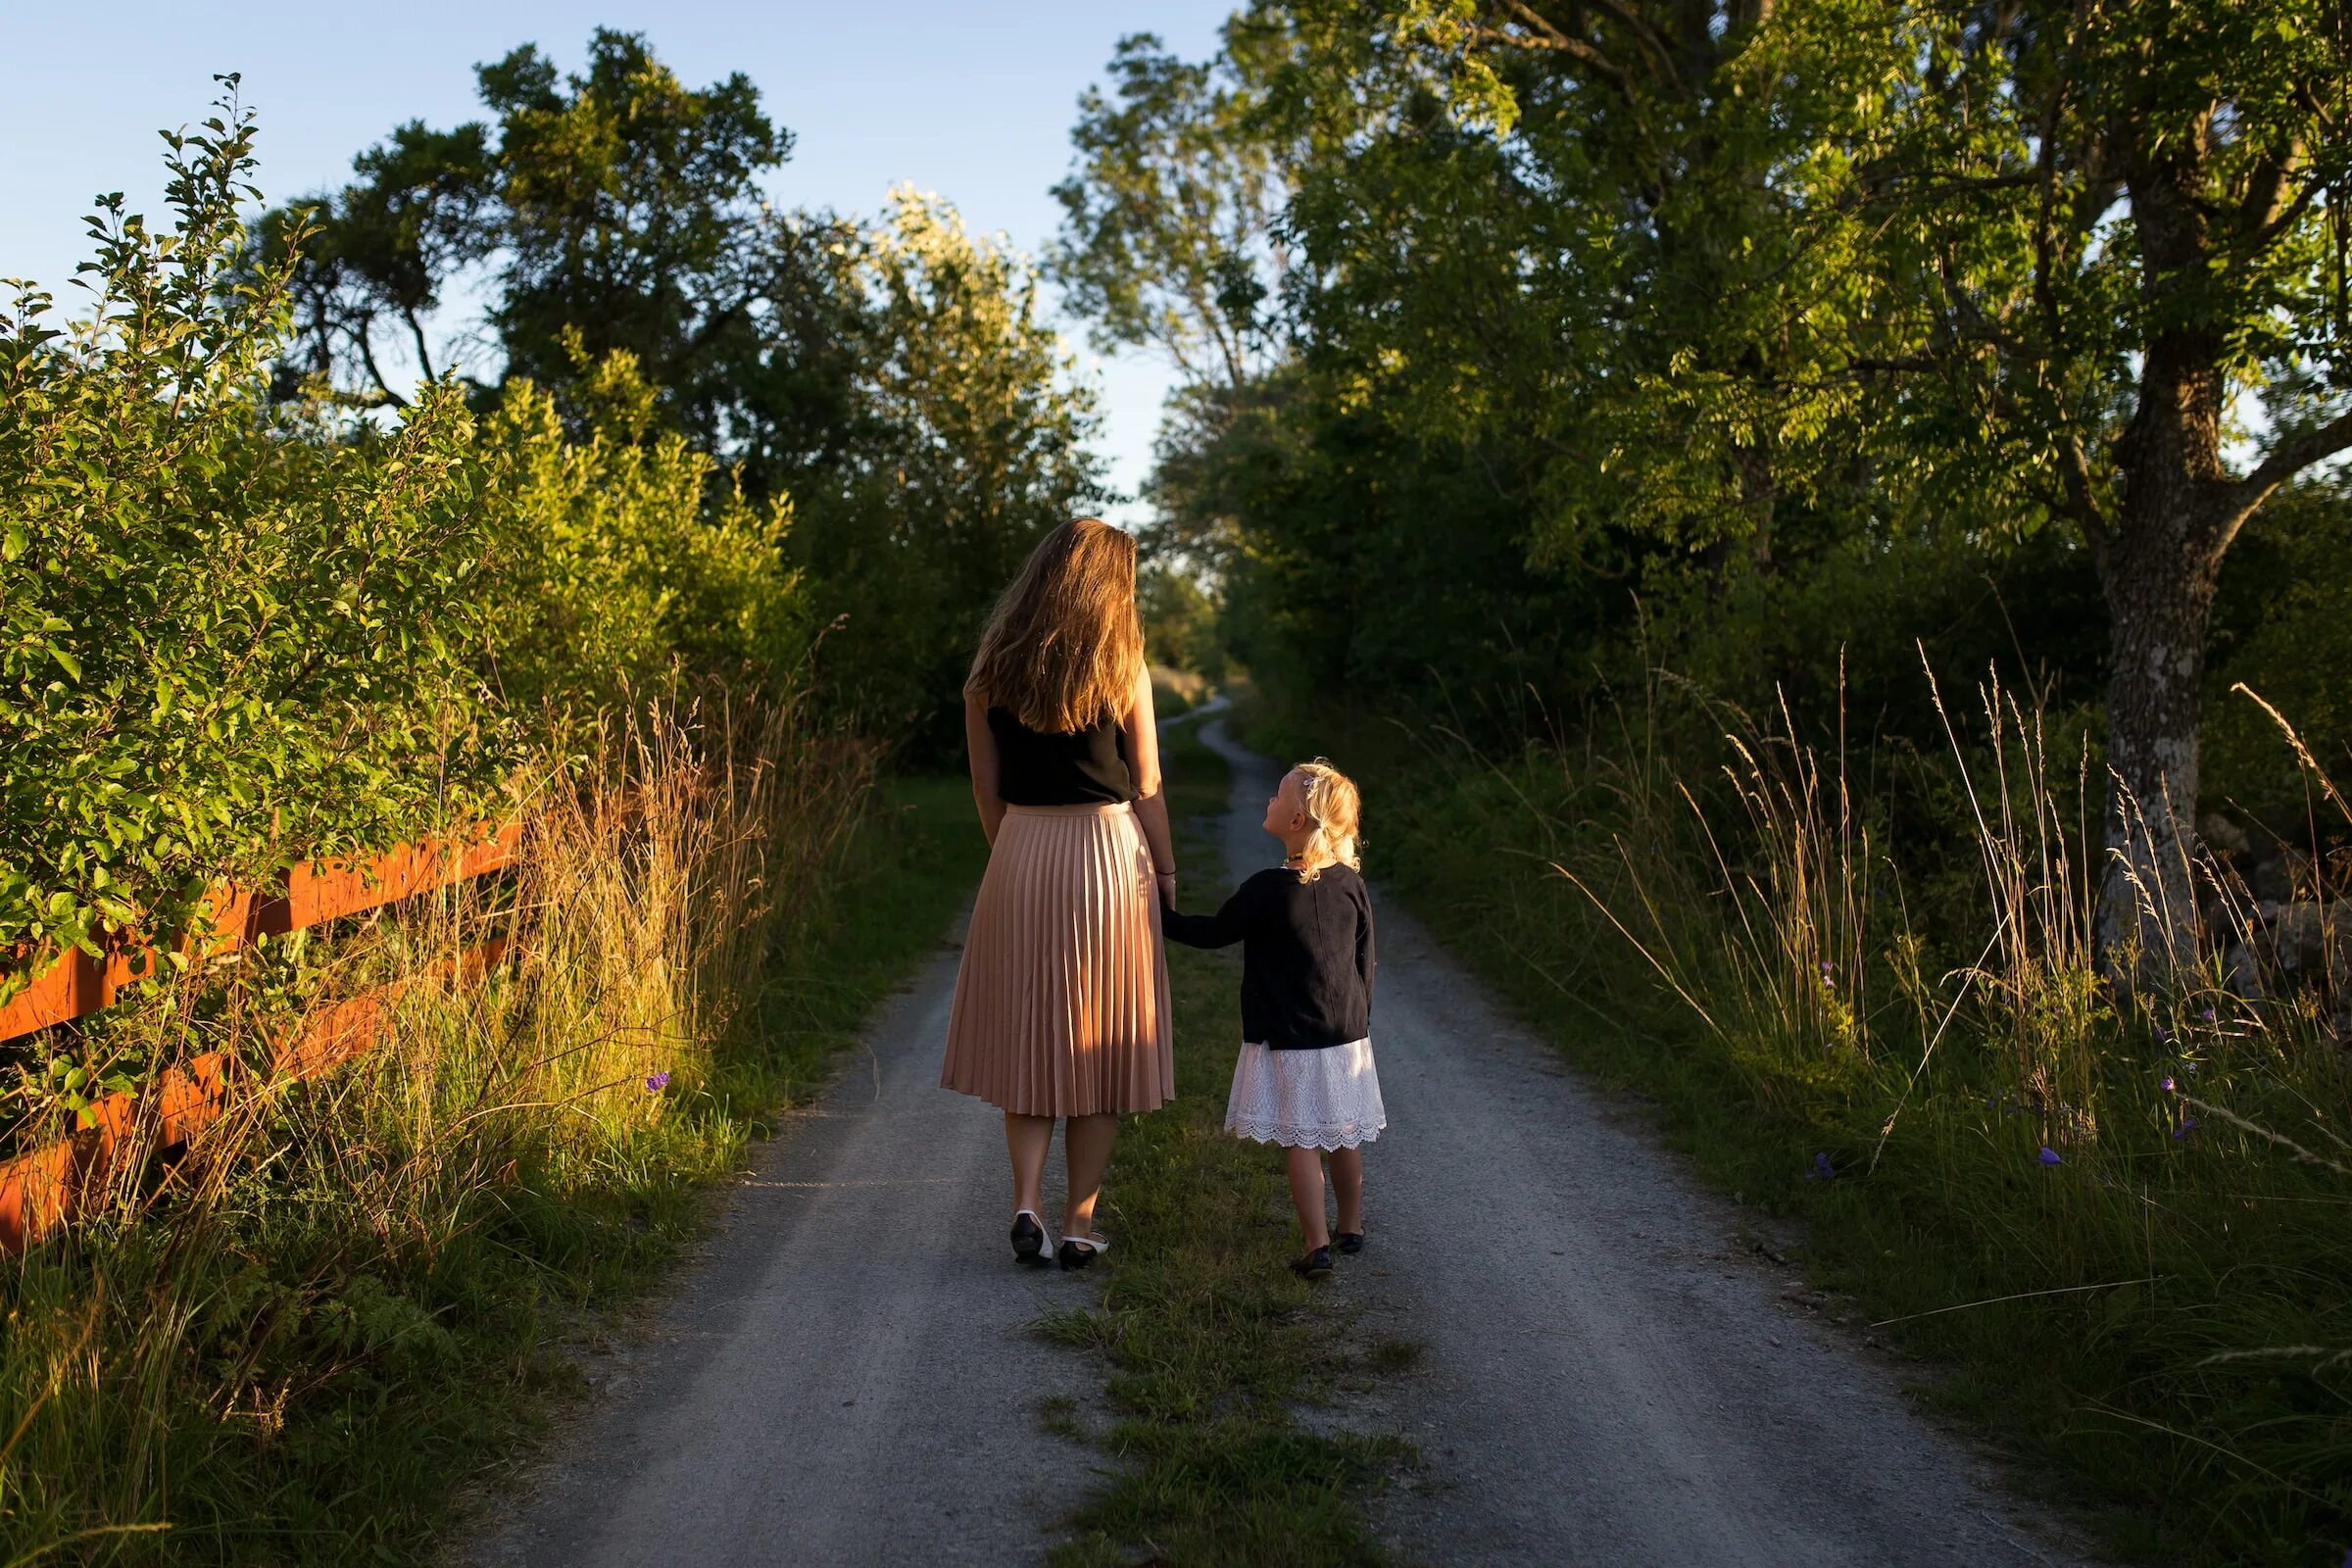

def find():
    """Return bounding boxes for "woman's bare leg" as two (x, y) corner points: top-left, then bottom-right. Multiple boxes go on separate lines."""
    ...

(1284, 1146), (1331, 1250)
(1062, 1113), (1119, 1238)
(1328, 1147), (1364, 1235)
(1005, 1112), (1053, 1217)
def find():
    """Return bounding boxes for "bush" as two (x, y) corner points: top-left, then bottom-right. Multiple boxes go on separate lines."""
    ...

(0, 96), (500, 987)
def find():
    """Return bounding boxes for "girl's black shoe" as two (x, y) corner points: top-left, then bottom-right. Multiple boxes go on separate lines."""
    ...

(1010, 1210), (1049, 1266)
(1290, 1246), (1334, 1279)
(1336, 1232), (1364, 1256)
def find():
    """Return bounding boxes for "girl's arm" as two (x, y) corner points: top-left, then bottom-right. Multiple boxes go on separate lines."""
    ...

(964, 694), (1006, 847)
(1355, 884), (1377, 1003)
(1162, 879), (1253, 950)
(1124, 663), (1179, 893)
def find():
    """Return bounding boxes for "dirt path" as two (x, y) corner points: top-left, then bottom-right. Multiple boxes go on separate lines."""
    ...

(462, 712), (2088, 1567)
(1195, 717), (2089, 1567)
(460, 935), (1100, 1568)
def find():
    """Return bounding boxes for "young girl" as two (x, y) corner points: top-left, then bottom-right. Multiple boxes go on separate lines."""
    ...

(1160, 760), (1384, 1279)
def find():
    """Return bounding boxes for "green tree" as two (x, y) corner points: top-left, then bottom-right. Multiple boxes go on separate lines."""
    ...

(1050, 30), (1291, 392)
(0, 84), (498, 983)
(794, 189), (1107, 746)
(1854, 0), (2352, 959)
(475, 334), (805, 721)
(265, 29), (870, 505)
(1072, 1), (2352, 962)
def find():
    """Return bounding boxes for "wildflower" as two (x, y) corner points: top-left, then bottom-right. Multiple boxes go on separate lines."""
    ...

(646, 1071), (671, 1093)
(2159, 1076), (2177, 1093)
(1818, 959), (1836, 989)
(1806, 1152), (1836, 1181)
(2173, 1117), (2199, 1141)
(2037, 1147), (2062, 1166)
(2152, 1024), (2173, 1043)
(2200, 1006), (2217, 1023)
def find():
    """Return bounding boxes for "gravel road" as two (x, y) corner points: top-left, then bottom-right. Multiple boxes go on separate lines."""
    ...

(1195, 716), (2088, 1567)
(459, 933), (1102, 1568)
(461, 712), (2089, 1567)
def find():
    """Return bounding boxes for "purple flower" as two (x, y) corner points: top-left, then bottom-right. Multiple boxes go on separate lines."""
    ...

(2173, 1117), (2199, 1141)
(645, 1071), (671, 1093)
(2153, 1024), (2173, 1043)
(1806, 1152), (1836, 1181)
(2037, 1147), (2063, 1166)
(2159, 1076), (2178, 1093)
(2200, 1007), (2217, 1023)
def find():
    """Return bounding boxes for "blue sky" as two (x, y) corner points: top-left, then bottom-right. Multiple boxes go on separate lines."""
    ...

(0, 3), (1238, 522)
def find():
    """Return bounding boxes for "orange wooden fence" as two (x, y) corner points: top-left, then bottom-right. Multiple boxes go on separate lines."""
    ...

(0, 824), (524, 1252)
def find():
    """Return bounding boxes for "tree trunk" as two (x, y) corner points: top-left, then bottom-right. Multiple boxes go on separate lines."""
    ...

(2095, 122), (2232, 976)
(2094, 506), (2218, 973)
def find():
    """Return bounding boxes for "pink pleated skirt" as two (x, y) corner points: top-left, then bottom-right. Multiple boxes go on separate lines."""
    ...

(942, 803), (1175, 1116)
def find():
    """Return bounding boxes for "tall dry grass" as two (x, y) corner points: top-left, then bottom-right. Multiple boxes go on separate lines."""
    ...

(1342, 661), (2351, 1563)
(0, 692), (872, 1563)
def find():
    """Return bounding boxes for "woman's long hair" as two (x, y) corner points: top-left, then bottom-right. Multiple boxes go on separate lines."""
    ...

(965, 518), (1144, 732)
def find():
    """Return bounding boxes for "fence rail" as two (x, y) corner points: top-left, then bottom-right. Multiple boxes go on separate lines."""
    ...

(0, 822), (524, 1251)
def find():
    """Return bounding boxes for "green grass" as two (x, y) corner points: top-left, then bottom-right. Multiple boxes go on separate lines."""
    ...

(1234, 691), (2352, 1568)
(1048, 718), (1405, 1568)
(0, 768), (985, 1566)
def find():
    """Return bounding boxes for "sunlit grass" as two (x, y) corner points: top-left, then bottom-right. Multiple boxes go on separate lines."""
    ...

(0, 700), (985, 1565)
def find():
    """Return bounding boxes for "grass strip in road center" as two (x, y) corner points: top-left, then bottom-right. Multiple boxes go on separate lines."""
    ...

(1041, 718), (1408, 1568)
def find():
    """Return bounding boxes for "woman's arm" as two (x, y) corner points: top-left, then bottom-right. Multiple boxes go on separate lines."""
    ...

(964, 694), (1006, 847)
(1124, 664), (1179, 892)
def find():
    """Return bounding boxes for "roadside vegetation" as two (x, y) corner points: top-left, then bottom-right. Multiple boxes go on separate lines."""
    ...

(1052, 8), (2352, 1562)
(1240, 678), (2350, 1567)
(1045, 717), (1404, 1568)
(0, 53), (1027, 1563)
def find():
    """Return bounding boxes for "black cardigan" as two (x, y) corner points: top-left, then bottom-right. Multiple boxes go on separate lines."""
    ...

(1160, 865), (1375, 1049)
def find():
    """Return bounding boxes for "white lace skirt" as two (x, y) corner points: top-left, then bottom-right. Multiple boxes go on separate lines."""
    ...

(1224, 1039), (1386, 1151)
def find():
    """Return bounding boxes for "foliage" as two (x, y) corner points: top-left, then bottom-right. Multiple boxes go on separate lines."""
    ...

(476, 335), (805, 721)
(793, 188), (1107, 750)
(1049, 31), (1291, 391)
(265, 28), (870, 510)
(0, 85), (500, 994)
(279, 33), (1113, 754)
(1298, 667), (2352, 1566)
(1, 88), (815, 1008)
(1062, 1), (2352, 942)
(1139, 562), (1228, 680)
(0, 711), (982, 1564)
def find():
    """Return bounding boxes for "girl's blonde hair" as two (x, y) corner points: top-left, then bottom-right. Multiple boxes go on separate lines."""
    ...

(1291, 759), (1362, 881)
(964, 518), (1144, 732)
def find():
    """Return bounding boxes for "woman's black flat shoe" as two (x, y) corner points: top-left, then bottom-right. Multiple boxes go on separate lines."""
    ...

(1056, 1233), (1110, 1271)
(1336, 1232), (1364, 1256)
(1290, 1246), (1334, 1280)
(1010, 1210), (1049, 1266)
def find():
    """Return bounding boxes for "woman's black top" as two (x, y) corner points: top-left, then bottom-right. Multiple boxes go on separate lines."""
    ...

(989, 707), (1135, 806)
(1160, 865), (1375, 1050)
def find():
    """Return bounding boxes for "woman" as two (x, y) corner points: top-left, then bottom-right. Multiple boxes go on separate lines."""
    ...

(941, 517), (1177, 1270)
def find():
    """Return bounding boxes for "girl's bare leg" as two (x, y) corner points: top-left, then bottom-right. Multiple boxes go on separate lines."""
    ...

(1005, 1112), (1053, 1217)
(1328, 1147), (1364, 1235)
(1062, 1112), (1119, 1238)
(1284, 1146), (1331, 1250)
